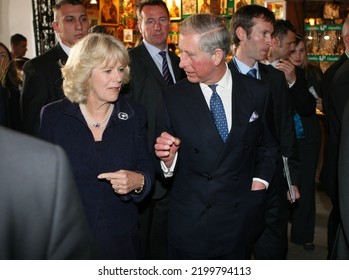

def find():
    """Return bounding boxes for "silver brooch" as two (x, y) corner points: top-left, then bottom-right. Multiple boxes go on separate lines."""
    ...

(118, 112), (129, 120)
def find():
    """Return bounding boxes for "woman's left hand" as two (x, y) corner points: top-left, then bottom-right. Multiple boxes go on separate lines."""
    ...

(98, 170), (144, 195)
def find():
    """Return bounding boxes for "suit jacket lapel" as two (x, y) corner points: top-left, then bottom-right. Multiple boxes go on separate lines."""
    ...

(138, 43), (167, 86)
(54, 43), (69, 66)
(179, 82), (224, 154)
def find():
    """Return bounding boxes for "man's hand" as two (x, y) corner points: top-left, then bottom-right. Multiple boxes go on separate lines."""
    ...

(276, 59), (296, 85)
(154, 132), (181, 168)
(287, 185), (300, 202)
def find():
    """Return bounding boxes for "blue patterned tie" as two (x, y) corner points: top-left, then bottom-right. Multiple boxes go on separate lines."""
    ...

(246, 68), (257, 79)
(209, 84), (229, 142)
(159, 51), (174, 85)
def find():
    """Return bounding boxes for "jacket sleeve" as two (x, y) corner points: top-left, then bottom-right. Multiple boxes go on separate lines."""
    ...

(289, 67), (316, 117)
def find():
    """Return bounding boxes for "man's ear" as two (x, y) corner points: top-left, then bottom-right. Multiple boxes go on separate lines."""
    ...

(271, 37), (279, 48)
(137, 21), (142, 34)
(236, 26), (247, 41)
(52, 21), (59, 33)
(211, 48), (224, 66)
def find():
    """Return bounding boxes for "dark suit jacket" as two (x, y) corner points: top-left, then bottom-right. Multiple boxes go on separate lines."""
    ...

(332, 99), (349, 259)
(0, 126), (96, 259)
(326, 59), (349, 199)
(322, 53), (348, 116)
(229, 61), (300, 185)
(331, 99), (349, 260)
(124, 42), (186, 199)
(157, 71), (279, 258)
(21, 43), (68, 136)
(290, 66), (317, 117)
(39, 97), (154, 258)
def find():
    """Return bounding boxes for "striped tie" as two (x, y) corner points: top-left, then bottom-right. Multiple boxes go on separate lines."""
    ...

(159, 51), (174, 85)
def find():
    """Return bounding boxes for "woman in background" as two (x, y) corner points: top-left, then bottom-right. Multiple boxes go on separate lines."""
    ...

(0, 42), (12, 126)
(288, 34), (322, 251)
(39, 33), (154, 259)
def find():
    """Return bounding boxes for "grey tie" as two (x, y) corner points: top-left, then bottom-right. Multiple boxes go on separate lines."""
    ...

(247, 68), (257, 79)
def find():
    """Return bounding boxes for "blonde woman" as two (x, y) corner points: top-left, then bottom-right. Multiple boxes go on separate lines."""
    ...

(39, 33), (154, 259)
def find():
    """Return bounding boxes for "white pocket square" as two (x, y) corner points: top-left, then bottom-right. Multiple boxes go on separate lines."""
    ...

(249, 111), (259, 122)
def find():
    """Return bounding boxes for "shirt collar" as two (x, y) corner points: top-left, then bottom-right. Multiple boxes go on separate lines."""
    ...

(142, 39), (169, 59)
(200, 63), (231, 91)
(59, 41), (71, 56)
(233, 56), (259, 76)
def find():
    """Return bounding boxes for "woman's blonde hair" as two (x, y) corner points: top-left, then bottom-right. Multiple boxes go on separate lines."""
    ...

(62, 33), (130, 103)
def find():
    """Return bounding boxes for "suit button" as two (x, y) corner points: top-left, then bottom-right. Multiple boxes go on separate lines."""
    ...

(207, 176), (212, 181)
(206, 204), (212, 209)
(234, 202), (239, 208)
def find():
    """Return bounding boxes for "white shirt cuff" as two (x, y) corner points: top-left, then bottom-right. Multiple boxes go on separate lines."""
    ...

(253, 177), (269, 189)
(160, 152), (178, 178)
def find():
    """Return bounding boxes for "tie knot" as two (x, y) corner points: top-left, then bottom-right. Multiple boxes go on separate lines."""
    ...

(208, 84), (218, 93)
(159, 51), (167, 59)
(247, 68), (257, 78)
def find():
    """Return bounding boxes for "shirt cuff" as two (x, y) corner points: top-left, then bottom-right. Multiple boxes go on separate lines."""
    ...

(288, 81), (296, 88)
(253, 178), (269, 189)
(160, 152), (178, 178)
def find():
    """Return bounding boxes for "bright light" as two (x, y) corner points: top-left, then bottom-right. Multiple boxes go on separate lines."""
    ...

(90, 0), (97, 4)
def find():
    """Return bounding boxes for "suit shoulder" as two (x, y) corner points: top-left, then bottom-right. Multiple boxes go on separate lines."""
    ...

(129, 44), (146, 58)
(0, 126), (64, 159)
(233, 70), (267, 87)
(24, 48), (62, 72)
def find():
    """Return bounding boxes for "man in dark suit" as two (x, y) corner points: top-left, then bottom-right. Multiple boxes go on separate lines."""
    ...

(321, 18), (349, 257)
(123, 0), (185, 259)
(0, 126), (96, 259)
(154, 13), (279, 259)
(332, 92), (349, 259)
(21, 0), (89, 136)
(229, 5), (300, 259)
(256, 20), (316, 252)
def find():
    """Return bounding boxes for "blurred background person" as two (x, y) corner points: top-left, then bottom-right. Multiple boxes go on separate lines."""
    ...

(21, 0), (89, 136)
(0, 42), (12, 126)
(10, 33), (29, 61)
(288, 34), (322, 251)
(1, 58), (26, 131)
(39, 33), (154, 260)
(0, 126), (96, 260)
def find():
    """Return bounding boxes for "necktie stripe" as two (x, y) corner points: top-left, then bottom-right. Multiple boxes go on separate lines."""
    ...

(159, 51), (174, 86)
